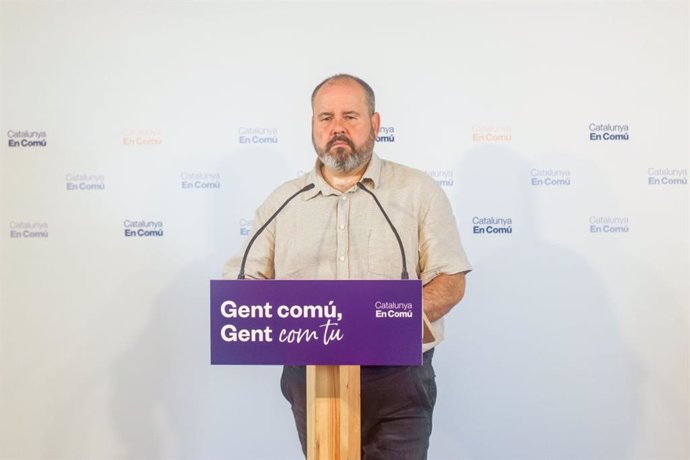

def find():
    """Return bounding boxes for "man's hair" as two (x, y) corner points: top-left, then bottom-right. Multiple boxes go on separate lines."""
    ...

(311, 74), (376, 115)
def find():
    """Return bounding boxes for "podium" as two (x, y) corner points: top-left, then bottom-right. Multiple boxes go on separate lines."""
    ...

(211, 279), (426, 460)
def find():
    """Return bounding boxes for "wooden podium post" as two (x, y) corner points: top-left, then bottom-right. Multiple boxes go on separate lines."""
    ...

(306, 365), (361, 460)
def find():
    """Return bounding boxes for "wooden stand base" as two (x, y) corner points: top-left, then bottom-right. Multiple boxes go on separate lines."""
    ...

(306, 365), (361, 460)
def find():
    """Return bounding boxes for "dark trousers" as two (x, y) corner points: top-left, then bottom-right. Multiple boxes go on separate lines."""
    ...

(280, 350), (437, 460)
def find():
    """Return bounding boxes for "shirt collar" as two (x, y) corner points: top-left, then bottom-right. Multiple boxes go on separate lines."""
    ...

(302, 152), (383, 200)
(361, 152), (382, 189)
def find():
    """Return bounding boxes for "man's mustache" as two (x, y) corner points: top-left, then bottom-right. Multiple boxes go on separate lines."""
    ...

(327, 134), (354, 151)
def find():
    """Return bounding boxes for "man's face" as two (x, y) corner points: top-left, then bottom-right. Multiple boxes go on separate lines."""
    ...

(311, 79), (381, 174)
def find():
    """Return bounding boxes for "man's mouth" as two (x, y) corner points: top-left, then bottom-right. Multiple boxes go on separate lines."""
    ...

(328, 136), (353, 150)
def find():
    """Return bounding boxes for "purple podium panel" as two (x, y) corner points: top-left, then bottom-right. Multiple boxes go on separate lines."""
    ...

(210, 279), (422, 365)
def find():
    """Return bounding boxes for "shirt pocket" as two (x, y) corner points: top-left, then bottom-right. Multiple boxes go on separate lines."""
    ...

(367, 227), (417, 279)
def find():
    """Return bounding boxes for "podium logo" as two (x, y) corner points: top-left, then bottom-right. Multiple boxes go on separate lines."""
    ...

(376, 126), (395, 143)
(66, 173), (105, 191)
(588, 123), (629, 141)
(472, 125), (512, 142)
(122, 129), (163, 146)
(238, 127), (278, 145)
(647, 168), (687, 186)
(374, 301), (413, 318)
(472, 216), (513, 235)
(589, 216), (629, 234)
(123, 220), (164, 238)
(425, 169), (454, 188)
(9, 221), (48, 239)
(181, 172), (221, 190)
(7, 130), (47, 148)
(530, 168), (571, 186)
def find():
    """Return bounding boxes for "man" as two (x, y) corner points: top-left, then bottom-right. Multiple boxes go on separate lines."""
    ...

(223, 74), (471, 459)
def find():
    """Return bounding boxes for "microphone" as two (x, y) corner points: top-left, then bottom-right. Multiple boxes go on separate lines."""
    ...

(237, 183), (315, 279)
(356, 182), (409, 280)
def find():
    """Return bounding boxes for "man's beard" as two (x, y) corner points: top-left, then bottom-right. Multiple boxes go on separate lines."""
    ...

(313, 128), (376, 174)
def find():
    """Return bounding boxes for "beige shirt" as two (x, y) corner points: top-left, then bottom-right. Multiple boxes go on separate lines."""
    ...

(223, 153), (472, 350)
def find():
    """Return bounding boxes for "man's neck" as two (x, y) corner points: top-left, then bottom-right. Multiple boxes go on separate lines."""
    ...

(320, 161), (370, 193)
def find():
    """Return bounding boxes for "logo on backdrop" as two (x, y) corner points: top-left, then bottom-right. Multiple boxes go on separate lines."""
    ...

(239, 218), (253, 236)
(7, 130), (47, 148)
(180, 172), (221, 190)
(425, 169), (454, 188)
(376, 126), (395, 143)
(472, 216), (513, 235)
(122, 129), (163, 146)
(65, 173), (105, 191)
(589, 216), (629, 233)
(238, 127), (278, 145)
(647, 168), (687, 186)
(530, 168), (572, 186)
(472, 125), (512, 142)
(123, 220), (164, 238)
(588, 123), (629, 141)
(9, 222), (48, 239)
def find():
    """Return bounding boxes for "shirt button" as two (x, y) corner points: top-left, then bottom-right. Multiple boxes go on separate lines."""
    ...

(339, 224), (345, 230)
(338, 256), (345, 262)
(341, 196), (347, 200)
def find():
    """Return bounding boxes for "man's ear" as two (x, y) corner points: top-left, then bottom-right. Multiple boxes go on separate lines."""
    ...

(372, 112), (381, 135)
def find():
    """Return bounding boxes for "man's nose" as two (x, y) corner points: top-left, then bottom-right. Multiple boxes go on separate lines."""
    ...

(331, 118), (346, 135)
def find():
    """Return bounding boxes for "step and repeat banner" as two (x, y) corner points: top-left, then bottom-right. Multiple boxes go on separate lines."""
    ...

(1, 1), (688, 459)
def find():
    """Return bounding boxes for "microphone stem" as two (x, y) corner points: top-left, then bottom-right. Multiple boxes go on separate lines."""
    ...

(238, 183), (315, 279)
(356, 182), (409, 280)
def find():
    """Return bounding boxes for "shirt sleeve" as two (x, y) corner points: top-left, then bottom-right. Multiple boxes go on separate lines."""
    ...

(417, 182), (472, 285)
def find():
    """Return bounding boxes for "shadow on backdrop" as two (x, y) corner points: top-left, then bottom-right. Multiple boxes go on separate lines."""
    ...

(432, 145), (642, 459)
(108, 149), (304, 460)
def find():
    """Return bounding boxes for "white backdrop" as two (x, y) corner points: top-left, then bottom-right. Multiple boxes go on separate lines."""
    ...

(1, 1), (688, 459)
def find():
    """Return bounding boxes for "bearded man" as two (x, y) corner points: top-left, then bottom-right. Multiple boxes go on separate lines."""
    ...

(224, 74), (471, 459)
